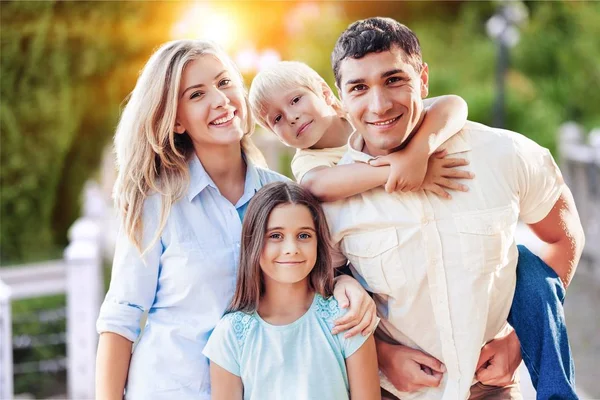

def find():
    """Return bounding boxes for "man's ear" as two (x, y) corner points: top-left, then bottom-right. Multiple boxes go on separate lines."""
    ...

(320, 82), (336, 106)
(420, 62), (429, 99)
(174, 120), (186, 134)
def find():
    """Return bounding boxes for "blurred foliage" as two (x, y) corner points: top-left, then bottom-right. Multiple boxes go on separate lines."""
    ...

(283, 1), (600, 154)
(0, 1), (182, 264)
(1, 2), (181, 397)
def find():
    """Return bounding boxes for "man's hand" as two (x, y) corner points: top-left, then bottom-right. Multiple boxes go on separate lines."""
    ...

(377, 338), (446, 392)
(332, 275), (378, 337)
(476, 329), (522, 386)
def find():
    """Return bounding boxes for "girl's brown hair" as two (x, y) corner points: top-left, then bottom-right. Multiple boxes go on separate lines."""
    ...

(228, 181), (335, 314)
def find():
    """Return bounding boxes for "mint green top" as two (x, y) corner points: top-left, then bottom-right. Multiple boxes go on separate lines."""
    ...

(202, 294), (369, 400)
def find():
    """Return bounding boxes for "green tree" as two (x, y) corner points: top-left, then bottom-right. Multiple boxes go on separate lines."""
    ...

(0, 1), (181, 264)
(1, 2), (182, 396)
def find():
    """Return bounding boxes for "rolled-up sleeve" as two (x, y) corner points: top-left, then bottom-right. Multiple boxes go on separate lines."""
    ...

(96, 195), (162, 342)
(513, 134), (565, 224)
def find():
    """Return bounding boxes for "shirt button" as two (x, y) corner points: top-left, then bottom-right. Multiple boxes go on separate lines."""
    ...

(422, 218), (429, 225)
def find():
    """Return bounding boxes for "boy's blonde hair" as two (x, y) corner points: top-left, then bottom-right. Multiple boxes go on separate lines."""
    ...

(249, 61), (343, 129)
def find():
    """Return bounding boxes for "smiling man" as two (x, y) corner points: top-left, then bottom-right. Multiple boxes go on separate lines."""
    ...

(323, 17), (584, 400)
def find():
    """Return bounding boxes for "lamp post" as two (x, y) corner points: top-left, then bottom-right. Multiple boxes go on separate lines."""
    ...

(486, 2), (528, 128)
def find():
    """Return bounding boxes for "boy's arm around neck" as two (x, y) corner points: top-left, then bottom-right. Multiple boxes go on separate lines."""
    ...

(300, 164), (389, 202)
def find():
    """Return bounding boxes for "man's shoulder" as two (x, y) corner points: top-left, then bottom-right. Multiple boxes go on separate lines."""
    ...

(458, 121), (537, 155)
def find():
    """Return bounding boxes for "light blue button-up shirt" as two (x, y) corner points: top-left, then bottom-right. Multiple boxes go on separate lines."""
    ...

(97, 154), (288, 400)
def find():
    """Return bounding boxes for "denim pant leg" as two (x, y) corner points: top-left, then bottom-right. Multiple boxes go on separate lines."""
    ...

(508, 244), (578, 400)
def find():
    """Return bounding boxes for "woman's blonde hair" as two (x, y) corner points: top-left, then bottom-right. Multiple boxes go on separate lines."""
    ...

(113, 39), (266, 255)
(248, 61), (344, 129)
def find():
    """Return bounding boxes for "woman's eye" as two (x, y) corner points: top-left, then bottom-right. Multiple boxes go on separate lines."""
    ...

(298, 233), (311, 239)
(291, 96), (301, 104)
(190, 91), (203, 99)
(269, 233), (282, 239)
(273, 115), (282, 124)
(219, 78), (231, 87)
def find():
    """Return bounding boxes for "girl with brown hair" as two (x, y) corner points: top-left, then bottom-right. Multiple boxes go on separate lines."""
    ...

(203, 181), (381, 400)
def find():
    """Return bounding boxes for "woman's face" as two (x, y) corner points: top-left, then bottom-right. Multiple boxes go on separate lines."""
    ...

(175, 54), (247, 149)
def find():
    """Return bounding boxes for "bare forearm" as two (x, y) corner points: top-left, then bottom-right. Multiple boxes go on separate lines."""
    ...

(96, 332), (133, 400)
(347, 336), (381, 399)
(301, 164), (389, 202)
(528, 190), (585, 289)
(541, 236), (584, 288)
(210, 363), (244, 400)
(375, 334), (396, 370)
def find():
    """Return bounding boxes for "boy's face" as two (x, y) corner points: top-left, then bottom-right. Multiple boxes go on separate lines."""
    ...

(261, 86), (337, 149)
(337, 45), (428, 156)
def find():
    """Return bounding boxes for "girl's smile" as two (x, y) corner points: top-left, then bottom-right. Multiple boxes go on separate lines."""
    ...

(260, 202), (318, 285)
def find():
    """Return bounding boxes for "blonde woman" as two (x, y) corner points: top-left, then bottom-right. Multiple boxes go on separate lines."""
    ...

(94, 40), (378, 400)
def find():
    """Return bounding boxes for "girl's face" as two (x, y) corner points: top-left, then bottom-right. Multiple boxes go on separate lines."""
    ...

(262, 86), (337, 150)
(259, 203), (318, 286)
(175, 55), (247, 149)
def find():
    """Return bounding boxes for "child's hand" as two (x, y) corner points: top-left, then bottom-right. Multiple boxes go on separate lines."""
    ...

(421, 151), (473, 199)
(369, 147), (429, 193)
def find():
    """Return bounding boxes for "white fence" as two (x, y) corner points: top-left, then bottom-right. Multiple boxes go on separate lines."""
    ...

(559, 122), (600, 280)
(0, 182), (108, 400)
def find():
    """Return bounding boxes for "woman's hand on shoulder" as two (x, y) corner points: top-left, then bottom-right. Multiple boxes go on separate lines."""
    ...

(332, 275), (378, 338)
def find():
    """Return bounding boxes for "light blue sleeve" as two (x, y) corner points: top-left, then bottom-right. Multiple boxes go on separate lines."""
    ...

(317, 295), (376, 359)
(335, 308), (376, 359)
(96, 195), (162, 342)
(202, 314), (242, 376)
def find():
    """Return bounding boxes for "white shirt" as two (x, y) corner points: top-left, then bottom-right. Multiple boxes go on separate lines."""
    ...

(323, 121), (565, 400)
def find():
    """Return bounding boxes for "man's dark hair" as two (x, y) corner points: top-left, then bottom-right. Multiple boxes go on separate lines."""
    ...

(331, 17), (423, 88)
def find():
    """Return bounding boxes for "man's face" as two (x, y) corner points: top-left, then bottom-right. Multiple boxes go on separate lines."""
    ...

(338, 46), (429, 156)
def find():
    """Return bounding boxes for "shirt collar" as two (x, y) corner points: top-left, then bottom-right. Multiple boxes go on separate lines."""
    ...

(186, 153), (262, 204)
(346, 129), (472, 163)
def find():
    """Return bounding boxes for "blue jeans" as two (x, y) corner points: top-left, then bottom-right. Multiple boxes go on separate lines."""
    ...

(508, 245), (578, 400)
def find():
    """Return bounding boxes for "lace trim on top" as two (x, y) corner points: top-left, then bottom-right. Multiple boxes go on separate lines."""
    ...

(315, 295), (341, 330)
(228, 312), (257, 348)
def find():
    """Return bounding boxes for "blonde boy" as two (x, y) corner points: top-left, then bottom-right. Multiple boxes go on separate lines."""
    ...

(249, 61), (473, 202)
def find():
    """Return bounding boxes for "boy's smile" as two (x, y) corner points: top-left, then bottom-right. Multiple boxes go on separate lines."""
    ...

(262, 87), (338, 149)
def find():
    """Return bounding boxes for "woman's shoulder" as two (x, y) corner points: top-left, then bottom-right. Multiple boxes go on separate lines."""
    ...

(256, 167), (292, 185)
